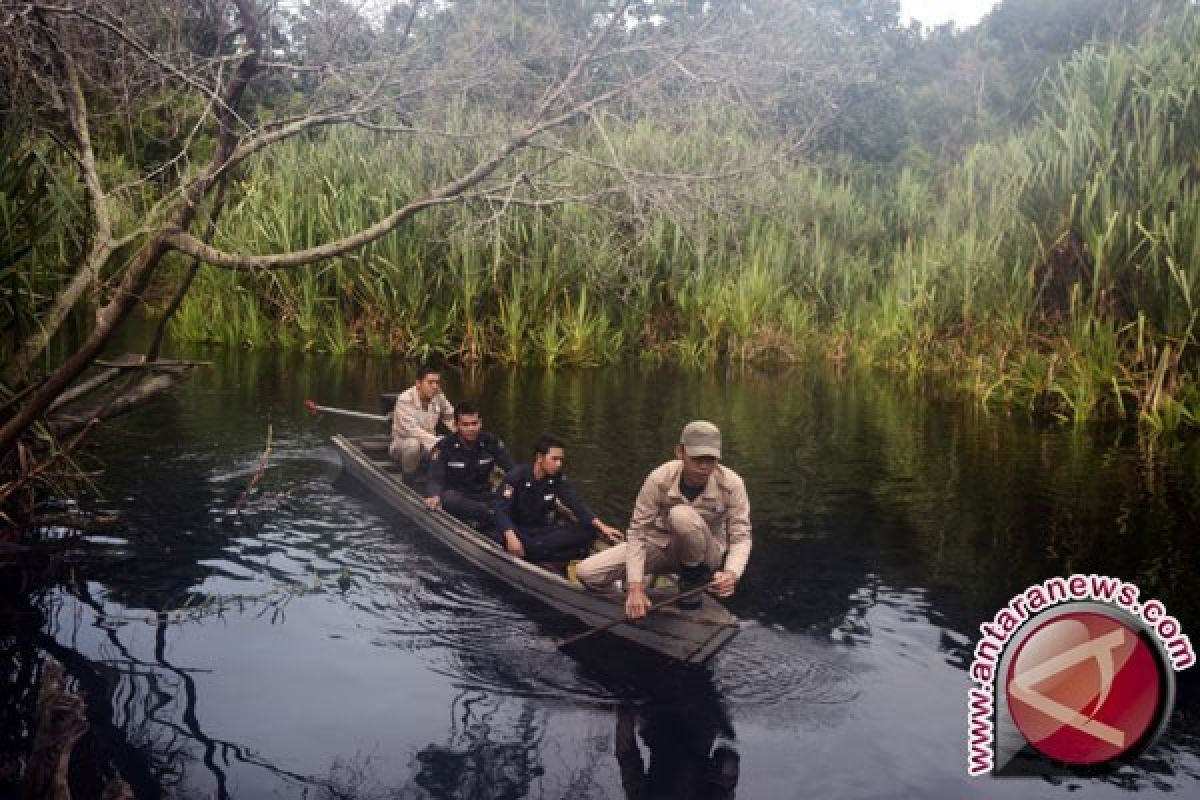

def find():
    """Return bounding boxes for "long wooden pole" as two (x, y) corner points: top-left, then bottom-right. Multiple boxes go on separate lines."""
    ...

(557, 582), (714, 649)
(304, 399), (389, 423)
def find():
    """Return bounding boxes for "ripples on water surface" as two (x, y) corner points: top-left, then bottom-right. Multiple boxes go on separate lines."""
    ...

(3, 347), (1199, 799)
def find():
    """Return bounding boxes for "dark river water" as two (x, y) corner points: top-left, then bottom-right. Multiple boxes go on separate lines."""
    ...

(4, 345), (1200, 799)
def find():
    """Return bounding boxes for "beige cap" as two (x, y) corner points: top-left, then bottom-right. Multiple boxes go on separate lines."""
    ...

(680, 420), (721, 458)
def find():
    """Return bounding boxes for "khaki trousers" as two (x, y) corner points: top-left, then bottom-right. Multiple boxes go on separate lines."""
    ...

(388, 437), (427, 473)
(576, 505), (723, 590)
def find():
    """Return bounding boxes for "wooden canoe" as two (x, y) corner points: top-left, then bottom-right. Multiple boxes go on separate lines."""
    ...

(331, 434), (740, 663)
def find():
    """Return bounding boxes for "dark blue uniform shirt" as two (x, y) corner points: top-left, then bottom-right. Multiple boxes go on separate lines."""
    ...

(427, 432), (513, 497)
(493, 463), (595, 533)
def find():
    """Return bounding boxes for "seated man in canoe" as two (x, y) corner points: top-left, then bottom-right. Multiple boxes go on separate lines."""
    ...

(423, 401), (514, 530)
(576, 421), (751, 618)
(390, 365), (456, 479)
(492, 433), (624, 563)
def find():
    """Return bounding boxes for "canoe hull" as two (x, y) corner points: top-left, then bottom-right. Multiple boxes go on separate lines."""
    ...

(331, 434), (739, 663)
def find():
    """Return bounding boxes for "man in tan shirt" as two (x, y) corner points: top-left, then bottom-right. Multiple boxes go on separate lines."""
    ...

(389, 366), (455, 474)
(576, 420), (751, 618)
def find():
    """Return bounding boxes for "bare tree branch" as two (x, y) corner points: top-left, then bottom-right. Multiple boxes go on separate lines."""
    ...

(4, 12), (116, 387)
(23, 2), (252, 133)
(0, 0), (265, 453)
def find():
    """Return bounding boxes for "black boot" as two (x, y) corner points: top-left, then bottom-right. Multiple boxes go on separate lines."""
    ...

(677, 563), (712, 610)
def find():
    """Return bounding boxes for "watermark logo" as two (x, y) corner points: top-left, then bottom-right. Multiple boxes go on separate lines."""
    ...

(1007, 611), (1163, 765)
(967, 575), (1193, 776)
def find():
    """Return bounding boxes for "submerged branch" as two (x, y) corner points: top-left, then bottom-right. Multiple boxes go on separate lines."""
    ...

(47, 368), (192, 439)
(46, 368), (121, 414)
(233, 424), (273, 514)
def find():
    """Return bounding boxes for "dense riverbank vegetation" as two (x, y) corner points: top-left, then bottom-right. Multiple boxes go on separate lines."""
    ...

(3, 0), (1199, 456)
(171, 3), (1200, 430)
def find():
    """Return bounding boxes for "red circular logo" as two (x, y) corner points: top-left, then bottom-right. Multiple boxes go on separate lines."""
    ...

(1006, 611), (1164, 765)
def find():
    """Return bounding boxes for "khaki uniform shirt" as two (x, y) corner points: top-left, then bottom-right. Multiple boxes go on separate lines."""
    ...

(391, 386), (455, 450)
(626, 460), (752, 585)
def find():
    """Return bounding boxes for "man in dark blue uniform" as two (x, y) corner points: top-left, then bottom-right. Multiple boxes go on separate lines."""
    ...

(493, 433), (623, 562)
(423, 401), (513, 529)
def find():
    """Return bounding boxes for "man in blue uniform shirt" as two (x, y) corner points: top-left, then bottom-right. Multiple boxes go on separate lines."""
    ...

(493, 433), (623, 562)
(424, 401), (513, 529)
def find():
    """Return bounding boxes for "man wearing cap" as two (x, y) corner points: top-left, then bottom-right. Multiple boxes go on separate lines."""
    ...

(575, 421), (752, 619)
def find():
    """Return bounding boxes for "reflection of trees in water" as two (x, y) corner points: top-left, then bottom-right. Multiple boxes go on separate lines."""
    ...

(2, 558), (169, 797)
(2, 568), (184, 797)
(2, 569), (359, 799)
(43, 581), (324, 799)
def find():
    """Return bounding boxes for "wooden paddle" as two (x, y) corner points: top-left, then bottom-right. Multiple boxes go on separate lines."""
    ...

(304, 399), (390, 423)
(554, 581), (715, 650)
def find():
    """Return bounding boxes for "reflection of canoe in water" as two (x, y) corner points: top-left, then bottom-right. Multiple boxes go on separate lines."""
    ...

(332, 434), (740, 663)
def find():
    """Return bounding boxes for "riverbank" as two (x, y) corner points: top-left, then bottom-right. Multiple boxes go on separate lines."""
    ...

(159, 17), (1199, 430)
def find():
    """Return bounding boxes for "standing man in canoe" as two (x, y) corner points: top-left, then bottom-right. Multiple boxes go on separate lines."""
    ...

(576, 421), (751, 618)
(423, 401), (514, 529)
(389, 365), (456, 477)
(493, 433), (624, 562)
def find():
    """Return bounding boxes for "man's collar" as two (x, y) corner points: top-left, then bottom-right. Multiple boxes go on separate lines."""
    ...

(669, 465), (720, 499)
